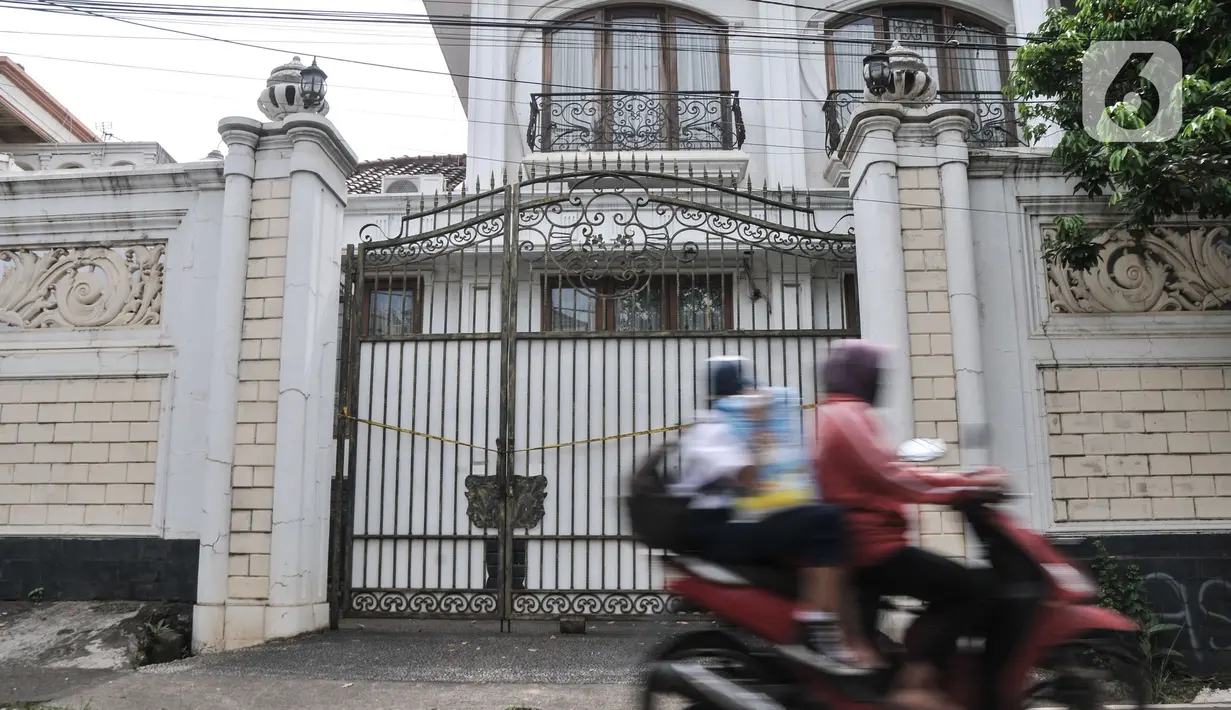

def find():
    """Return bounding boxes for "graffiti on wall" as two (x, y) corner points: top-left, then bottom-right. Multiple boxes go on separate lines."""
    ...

(1144, 572), (1231, 663)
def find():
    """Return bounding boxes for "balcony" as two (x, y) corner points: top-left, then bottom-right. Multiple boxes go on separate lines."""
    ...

(822, 90), (1023, 157)
(527, 90), (746, 154)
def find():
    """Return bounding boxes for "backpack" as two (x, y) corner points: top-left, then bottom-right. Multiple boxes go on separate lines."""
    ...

(625, 441), (694, 553)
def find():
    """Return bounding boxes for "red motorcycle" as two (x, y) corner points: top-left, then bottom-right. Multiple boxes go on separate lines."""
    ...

(629, 439), (1147, 710)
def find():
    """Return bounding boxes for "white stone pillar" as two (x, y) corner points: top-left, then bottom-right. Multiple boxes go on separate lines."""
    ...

(194, 117), (262, 653)
(466, 0), (511, 182)
(844, 111), (914, 443)
(933, 114), (988, 469)
(265, 114), (357, 641)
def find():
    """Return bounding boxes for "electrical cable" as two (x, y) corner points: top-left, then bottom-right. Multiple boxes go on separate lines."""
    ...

(0, 46), (1063, 162)
(0, 0), (1027, 51)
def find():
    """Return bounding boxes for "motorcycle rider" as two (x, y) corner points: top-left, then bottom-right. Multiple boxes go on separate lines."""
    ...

(813, 340), (1008, 710)
(673, 355), (873, 676)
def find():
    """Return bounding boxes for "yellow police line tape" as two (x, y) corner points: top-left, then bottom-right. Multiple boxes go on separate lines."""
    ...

(341, 401), (819, 454)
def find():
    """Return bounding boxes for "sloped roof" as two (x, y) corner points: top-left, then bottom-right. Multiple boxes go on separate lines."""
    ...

(0, 56), (97, 143)
(346, 153), (467, 194)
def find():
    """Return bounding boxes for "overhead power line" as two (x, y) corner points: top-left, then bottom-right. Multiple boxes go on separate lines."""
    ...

(0, 0), (1025, 51)
(1, 45), (1057, 118)
(0, 46), (1059, 163)
(0, 0), (1026, 105)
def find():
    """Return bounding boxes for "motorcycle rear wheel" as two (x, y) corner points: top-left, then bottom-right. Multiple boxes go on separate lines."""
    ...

(644, 630), (772, 710)
(1025, 636), (1149, 710)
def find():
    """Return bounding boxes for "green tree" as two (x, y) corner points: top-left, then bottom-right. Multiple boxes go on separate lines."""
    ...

(1007, 0), (1231, 271)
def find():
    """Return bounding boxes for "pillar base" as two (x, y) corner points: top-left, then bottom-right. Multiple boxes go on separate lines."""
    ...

(191, 603), (226, 654)
(192, 601), (330, 652)
(265, 601), (330, 641)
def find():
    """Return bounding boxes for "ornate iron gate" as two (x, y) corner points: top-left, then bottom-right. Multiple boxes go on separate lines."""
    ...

(330, 168), (856, 625)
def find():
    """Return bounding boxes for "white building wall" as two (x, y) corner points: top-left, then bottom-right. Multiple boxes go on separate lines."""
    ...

(464, 0), (1045, 192)
(0, 164), (227, 539)
(969, 152), (1231, 532)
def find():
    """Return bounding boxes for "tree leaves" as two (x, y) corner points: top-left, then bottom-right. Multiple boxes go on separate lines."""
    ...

(1006, 0), (1231, 270)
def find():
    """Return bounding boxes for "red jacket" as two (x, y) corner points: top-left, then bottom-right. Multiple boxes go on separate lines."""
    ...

(813, 395), (973, 567)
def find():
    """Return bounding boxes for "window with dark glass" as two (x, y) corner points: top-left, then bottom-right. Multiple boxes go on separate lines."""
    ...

(842, 272), (860, 331)
(363, 278), (421, 336)
(825, 6), (1008, 94)
(541, 6), (733, 151)
(543, 275), (733, 332)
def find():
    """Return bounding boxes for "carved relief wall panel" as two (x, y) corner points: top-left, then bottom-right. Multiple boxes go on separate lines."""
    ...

(1046, 226), (1231, 314)
(0, 243), (165, 329)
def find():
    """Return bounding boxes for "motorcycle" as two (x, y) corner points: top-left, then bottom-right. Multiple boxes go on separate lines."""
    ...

(630, 438), (1147, 710)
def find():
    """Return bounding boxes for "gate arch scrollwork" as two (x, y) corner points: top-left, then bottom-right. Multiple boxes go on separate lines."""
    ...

(514, 170), (855, 300)
(355, 170), (855, 285)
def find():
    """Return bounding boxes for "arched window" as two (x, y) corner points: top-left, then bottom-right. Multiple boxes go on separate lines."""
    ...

(534, 5), (739, 152)
(544, 5), (729, 95)
(825, 5), (1008, 94)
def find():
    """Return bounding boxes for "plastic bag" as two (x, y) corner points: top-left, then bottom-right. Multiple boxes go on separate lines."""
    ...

(714, 387), (816, 520)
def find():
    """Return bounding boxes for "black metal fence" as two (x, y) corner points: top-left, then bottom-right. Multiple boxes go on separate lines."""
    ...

(528, 91), (746, 153)
(332, 168), (856, 623)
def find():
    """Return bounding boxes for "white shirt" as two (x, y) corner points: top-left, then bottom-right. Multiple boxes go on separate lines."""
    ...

(670, 410), (755, 510)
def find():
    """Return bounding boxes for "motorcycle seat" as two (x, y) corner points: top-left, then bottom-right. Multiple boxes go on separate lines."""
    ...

(674, 556), (800, 598)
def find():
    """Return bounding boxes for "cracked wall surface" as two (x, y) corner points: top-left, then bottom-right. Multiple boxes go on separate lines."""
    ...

(0, 377), (163, 531)
(1044, 366), (1231, 522)
(898, 167), (966, 559)
(226, 177), (289, 602)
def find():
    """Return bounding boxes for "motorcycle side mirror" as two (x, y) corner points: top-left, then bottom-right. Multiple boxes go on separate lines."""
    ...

(897, 438), (948, 463)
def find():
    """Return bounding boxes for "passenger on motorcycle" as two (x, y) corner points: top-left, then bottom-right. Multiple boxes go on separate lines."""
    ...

(672, 355), (873, 676)
(814, 340), (1009, 710)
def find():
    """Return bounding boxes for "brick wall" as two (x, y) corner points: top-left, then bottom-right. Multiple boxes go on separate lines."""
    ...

(1044, 366), (1231, 522)
(0, 377), (162, 529)
(226, 177), (288, 601)
(899, 167), (965, 557)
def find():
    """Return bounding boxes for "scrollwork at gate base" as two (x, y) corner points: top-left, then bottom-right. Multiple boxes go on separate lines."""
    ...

(511, 591), (698, 618)
(346, 590), (697, 620)
(349, 590), (501, 618)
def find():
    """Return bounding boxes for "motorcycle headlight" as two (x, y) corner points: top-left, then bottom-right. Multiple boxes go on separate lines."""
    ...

(1043, 563), (1098, 597)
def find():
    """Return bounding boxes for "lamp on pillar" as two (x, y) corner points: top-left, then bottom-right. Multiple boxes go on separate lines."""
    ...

(863, 52), (892, 97)
(257, 56), (331, 121)
(861, 41), (937, 104)
(300, 59), (327, 111)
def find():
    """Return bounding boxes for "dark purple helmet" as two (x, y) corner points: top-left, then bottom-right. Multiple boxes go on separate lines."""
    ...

(820, 340), (887, 405)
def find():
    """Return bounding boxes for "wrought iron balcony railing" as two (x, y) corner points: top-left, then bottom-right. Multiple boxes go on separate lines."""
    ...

(527, 90), (746, 153)
(822, 90), (1024, 157)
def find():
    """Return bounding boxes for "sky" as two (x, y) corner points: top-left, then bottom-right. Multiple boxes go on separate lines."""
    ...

(0, 0), (468, 162)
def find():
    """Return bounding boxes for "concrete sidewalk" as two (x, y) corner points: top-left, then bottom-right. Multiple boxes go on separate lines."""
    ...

(51, 675), (637, 710)
(6, 618), (694, 708)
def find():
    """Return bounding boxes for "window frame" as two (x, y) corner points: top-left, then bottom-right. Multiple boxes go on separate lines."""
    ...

(361, 275), (424, 337)
(542, 5), (733, 96)
(823, 5), (1011, 93)
(540, 273), (736, 333)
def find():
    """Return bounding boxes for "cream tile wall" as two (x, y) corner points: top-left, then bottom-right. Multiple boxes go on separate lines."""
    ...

(0, 377), (163, 530)
(225, 177), (289, 602)
(899, 167), (966, 558)
(1044, 366), (1231, 523)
